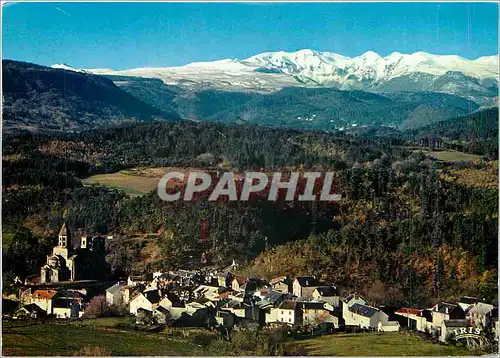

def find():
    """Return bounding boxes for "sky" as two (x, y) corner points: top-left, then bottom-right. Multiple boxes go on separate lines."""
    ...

(2, 2), (498, 70)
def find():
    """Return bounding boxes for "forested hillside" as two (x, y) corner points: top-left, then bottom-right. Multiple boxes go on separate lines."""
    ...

(2, 60), (180, 131)
(2, 60), (482, 132)
(409, 108), (499, 157)
(110, 74), (479, 130)
(3, 120), (497, 306)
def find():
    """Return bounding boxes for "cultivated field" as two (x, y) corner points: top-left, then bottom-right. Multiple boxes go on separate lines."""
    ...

(81, 167), (205, 196)
(421, 150), (482, 163)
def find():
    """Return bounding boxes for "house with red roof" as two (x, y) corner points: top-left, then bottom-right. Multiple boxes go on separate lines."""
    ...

(31, 289), (58, 313)
(395, 307), (433, 332)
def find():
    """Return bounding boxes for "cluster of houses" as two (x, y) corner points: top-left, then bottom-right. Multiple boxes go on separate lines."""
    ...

(102, 265), (498, 343)
(105, 268), (350, 330)
(6, 255), (498, 344)
(13, 288), (87, 319)
(395, 297), (499, 342)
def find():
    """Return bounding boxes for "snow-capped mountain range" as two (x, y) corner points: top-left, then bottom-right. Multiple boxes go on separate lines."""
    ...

(52, 49), (499, 104)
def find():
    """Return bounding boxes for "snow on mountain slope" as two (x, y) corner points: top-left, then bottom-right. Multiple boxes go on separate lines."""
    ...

(51, 50), (498, 99)
(52, 63), (115, 74)
(243, 50), (497, 85)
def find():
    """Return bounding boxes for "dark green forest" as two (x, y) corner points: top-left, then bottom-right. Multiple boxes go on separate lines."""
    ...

(3, 117), (498, 306)
(2, 60), (180, 131)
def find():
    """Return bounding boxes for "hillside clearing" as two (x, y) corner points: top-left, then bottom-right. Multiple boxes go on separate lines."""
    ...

(421, 150), (483, 163)
(81, 167), (205, 196)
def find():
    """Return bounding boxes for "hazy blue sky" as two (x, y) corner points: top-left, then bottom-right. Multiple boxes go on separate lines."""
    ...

(2, 2), (498, 69)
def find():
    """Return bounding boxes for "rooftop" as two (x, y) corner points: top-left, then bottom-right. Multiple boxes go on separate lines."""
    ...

(458, 296), (478, 305)
(278, 300), (298, 310)
(19, 303), (45, 314)
(314, 286), (337, 297)
(349, 303), (379, 317)
(233, 275), (247, 285)
(58, 223), (69, 237)
(33, 290), (58, 300)
(295, 276), (318, 287)
(395, 308), (422, 316)
(434, 302), (461, 314)
(443, 319), (469, 327)
(298, 301), (325, 310)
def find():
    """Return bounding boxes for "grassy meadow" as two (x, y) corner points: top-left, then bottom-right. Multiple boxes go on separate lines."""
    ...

(421, 150), (483, 162)
(2, 319), (205, 356)
(295, 332), (469, 356)
(81, 167), (206, 196)
(3, 318), (470, 356)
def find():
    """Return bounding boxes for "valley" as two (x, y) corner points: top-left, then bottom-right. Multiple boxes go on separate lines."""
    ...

(2, 57), (495, 132)
(2, 23), (499, 356)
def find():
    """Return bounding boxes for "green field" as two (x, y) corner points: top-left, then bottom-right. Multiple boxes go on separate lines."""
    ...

(421, 150), (482, 163)
(3, 319), (470, 356)
(296, 332), (469, 356)
(81, 167), (206, 197)
(81, 171), (161, 196)
(2, 319), (206, 356)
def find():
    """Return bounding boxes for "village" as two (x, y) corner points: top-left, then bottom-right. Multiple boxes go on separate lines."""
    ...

(3, 223), (499, 347)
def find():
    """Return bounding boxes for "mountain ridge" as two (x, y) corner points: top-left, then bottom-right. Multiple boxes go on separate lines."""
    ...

(51, 49), (499, 105)
(2, 59), (490, 132)
(2, 60), (181, 132)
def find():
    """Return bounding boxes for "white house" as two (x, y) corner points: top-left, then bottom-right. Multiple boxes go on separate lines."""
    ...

(269, 276), (291, 294)
(31, 290), (57, 313)
(312, 286), (340, 308)
(106, 283), (123, 306)
(129, 290), (161, 315)
(395, 308), (433, 332)
(342, 294), (366, 323)
(298, 301), (339, 328)
(52, 300), (83, 319)
(220, 300), (246, 318)
(430, 303), (465, 329)
(292, 276), (319, 298)
(158, 292), (183, 308)
(15, 303), (45, 319)
(231, 276), (247, 292)
(270, 300), (302, 326)
(457, 296), (478, 312)
(51, 291), (85, 319)
(467, 302), (495, 328)
(106, 283), (134, 307)
(344, 302), (389, 329)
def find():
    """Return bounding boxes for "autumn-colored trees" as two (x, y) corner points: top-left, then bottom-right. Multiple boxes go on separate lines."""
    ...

(2, 120), (497, 305)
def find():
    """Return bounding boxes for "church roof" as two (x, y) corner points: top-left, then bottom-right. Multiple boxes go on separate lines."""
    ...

(59, 223), (69, 237)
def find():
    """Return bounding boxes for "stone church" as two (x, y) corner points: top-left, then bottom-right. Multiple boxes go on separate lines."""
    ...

(40, 223), (107, 283)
